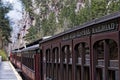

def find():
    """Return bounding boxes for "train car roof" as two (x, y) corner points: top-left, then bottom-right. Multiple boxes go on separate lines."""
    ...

(13, 36), (51, 51)
(12, 44), (39, 53)
(12, 36), (51, 53)
(12, 50), (22, 53)
(22, 44), (39, 51)
(39, 11), (120, 43)
(26, 38), (42, 47)
(18, 39), (42, 50)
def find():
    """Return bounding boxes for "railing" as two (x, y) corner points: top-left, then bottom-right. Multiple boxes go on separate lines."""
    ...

(109, 60), (118, 68)
(78, 58), (81, 64)
(97, 59), (104, 66)
(69, 58), (72, 64)
(85, 59), (90, 65)
(96, 59), (119, 68)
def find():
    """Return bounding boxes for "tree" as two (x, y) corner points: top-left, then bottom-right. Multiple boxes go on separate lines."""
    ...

(106, 0), (120, 14)
(0, 1), (12, 49)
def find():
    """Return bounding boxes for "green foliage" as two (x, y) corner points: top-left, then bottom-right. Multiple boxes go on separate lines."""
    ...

(0, 1), (12, 47)
(90, 0), (107, 19)
(25, 25), (36, 42)
(60, 2), (77, 28)
(77, 7), (90, 24)
(41, 12), (56, 36)
(0, 49), (7, 61)
(107, 0), (120, 14)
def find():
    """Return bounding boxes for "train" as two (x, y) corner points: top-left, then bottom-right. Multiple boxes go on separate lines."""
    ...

(10, 12), (120, 80)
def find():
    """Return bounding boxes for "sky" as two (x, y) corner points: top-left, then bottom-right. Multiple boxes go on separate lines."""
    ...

(2, 0), (22, 20)
(2, 0), (23, 42)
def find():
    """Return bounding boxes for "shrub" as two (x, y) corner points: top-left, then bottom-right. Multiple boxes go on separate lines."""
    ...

(0, 50), (7, 61)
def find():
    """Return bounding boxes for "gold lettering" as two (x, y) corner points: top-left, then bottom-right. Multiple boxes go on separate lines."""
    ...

(63, 21), (118, 40)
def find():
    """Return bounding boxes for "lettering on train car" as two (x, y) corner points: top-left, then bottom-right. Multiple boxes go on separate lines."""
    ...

(92, 21), (118, 34)
(63, 20), (119, 40)
(70, 32), (76, 39)
(77, 28), (91, 37)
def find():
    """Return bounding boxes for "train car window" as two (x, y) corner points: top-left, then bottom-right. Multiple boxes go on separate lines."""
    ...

(52, 47), (58, 63)
(108, 40), (118, 68)
(94, 40), (104, 66)
(46, 49), (51, 79)
(46, 49), (50, 62)
(62, 46), (67, 63)
(62, 45), (71, 63)
(75, 42), (90, 64)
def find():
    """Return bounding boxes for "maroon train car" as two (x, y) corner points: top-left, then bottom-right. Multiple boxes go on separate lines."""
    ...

(10, 39), (43, 80)
(39, 12), (120, 80)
